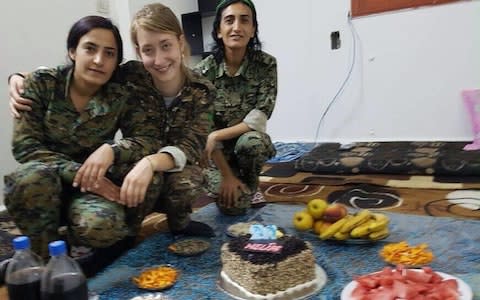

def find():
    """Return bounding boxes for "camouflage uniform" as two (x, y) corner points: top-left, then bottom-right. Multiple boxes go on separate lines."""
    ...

(4, 66), (163, 258)
(119, 61), (215, 231)
(194, 51), (277, 215)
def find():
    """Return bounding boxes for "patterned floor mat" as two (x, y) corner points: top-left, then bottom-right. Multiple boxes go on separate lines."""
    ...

(259, 181), (480, 220)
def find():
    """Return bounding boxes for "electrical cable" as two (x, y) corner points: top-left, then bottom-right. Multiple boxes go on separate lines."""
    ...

(313, 13), (359, 145)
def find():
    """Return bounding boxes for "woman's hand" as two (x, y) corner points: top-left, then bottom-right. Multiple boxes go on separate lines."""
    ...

(89, 177), (121, 203)
(8, 74), (31, 118)
(218, 175), (249, 208)
(204, 131), (218, 162)
(73, 143), (114, 192)
(120, 157), (155, 208)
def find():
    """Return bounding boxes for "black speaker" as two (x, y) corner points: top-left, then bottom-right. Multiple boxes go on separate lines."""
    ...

(198, 0), (217, 15)
(181, 12), (204, 55)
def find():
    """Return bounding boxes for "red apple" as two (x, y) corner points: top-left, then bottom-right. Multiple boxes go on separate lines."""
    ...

(322, 204), (348, 222)
(313, 220), (332, 235)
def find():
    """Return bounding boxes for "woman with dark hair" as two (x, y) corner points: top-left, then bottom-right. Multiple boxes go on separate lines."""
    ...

(195, 0), (277, 215)
(4, 15), (163, 264)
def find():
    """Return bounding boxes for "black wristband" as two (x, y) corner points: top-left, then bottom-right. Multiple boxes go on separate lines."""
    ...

(7, 73), (25, 84)
(106, 141), (121, 164)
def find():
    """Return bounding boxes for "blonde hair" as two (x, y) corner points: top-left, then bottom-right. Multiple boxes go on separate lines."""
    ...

(131, 3), (191, 67)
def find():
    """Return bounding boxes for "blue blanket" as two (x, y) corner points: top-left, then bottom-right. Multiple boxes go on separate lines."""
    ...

(89, 203), (480, 300)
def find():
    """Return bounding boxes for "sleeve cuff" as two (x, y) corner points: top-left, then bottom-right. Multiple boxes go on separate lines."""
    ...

(243, 109), (268, 133)
(158, 146), (186, 172)
(60, 162), (81, 184)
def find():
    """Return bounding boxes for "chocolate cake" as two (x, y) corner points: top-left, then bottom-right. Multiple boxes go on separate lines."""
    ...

(220, 235), (317, 298)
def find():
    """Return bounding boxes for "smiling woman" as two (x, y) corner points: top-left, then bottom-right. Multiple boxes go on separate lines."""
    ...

(194, 0), (277, 216)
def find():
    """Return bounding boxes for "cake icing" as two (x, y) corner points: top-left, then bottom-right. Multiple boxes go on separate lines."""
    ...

(220, 235), (317, 297)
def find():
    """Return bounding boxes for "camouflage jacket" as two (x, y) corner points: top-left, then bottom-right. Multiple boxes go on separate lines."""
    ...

(194, 50), (277, 131)
(118, 61), (215, 166)
(12, 65), (163, 183)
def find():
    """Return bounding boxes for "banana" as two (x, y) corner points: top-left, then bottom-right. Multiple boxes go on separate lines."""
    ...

(339, 209), (371, 234)
(368, 213), (390, 232)
(333, 230), (350, 241)
(368, 227), (389, 240)
(319, 215), (351, 240)
(349, 218), (375, 238)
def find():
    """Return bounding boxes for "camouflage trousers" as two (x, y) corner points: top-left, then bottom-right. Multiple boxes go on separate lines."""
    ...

(4, 161), (162, 259)
(204, 131), (276, 215)
(153, 164), (206, 231)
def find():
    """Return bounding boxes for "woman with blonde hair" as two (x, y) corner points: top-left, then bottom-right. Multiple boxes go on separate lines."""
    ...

(119, 3), (215, 237)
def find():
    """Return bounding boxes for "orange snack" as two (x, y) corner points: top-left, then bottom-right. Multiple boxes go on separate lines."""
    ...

(380, 241), (434, 266)
(132, 265), (178, 290)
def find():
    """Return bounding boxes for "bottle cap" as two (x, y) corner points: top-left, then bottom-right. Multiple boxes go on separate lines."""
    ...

(12, 236), (30, 250)
(48, 240), (67, 256)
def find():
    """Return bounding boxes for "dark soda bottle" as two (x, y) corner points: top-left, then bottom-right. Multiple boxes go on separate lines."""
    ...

(5, 236), (44, 300)
(40, 240), (88, 300)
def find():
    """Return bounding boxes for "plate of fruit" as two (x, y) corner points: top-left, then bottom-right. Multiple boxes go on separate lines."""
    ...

(292, 199), (390, 243)
(340, 265), (473, 300)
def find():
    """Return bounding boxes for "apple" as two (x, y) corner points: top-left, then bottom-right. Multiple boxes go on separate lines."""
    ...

(307, 198), (328, 219)
(292, 211), (314, 231)
(322, 203), (348, 222)
(318, 221), (333, 235)
(313, 220), (333, 235)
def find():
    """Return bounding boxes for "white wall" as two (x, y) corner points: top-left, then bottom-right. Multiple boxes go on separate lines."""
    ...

(344, 2), (480, 142)
(126, 0), (199, 63)
(256, 0), (480, 143)
(1, 0), (479, 207)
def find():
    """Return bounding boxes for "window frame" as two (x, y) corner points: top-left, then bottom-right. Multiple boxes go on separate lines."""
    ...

(351, 0), (467, 17)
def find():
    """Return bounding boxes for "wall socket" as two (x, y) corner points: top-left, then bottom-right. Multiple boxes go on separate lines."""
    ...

(331, 31), (341, 50)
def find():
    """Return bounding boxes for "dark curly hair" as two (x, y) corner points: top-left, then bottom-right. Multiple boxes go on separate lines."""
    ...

(211, 0), (262, 63)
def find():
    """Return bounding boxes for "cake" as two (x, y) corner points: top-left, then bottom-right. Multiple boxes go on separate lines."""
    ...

(220, 235), (320, 299)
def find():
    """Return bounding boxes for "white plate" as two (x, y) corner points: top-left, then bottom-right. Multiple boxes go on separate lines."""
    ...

(309, 231), (390, 244)
(340, 270), (473, 300)
(218, 264), (327, 300)
(129, 293), (172, 300)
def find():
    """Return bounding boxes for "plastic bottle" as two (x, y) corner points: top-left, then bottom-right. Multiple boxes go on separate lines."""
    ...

(40, 240), (88, 300)
(5, 236), (44, 300)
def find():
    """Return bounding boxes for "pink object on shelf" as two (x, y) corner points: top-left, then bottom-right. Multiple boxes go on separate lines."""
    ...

(462, 89), (480, 151)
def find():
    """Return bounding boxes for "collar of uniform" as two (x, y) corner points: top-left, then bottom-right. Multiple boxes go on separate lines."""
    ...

(64, 67), (74, 100)
(63, 67), (111, 116)
(217, 54), (249, 79)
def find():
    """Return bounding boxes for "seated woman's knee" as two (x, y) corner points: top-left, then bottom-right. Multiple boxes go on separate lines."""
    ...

(235, 131), (270, 155)
(4, 162), (62, 209)
(10, 161), (61, 188)
(70, 207), (128, 248)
